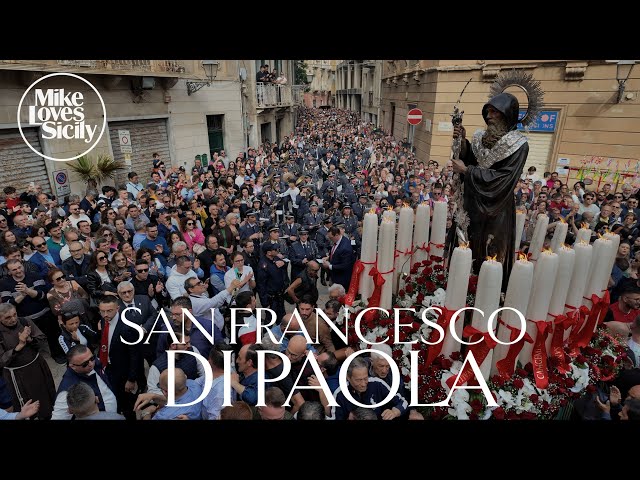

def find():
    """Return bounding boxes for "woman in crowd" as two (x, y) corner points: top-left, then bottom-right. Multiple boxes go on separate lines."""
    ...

(46, 267), (90, 324)
(114, 215), (131, 245)
(180, 217), (205, 253)
(109, 251), (134, 286)
(86, 250), (116, 306)
(224, 252), (255, 295)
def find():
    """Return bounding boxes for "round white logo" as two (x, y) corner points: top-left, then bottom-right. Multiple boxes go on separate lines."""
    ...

(17, 72), (107, 162)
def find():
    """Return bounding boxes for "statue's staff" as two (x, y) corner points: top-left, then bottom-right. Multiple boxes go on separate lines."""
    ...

(451, 78), (473, 244)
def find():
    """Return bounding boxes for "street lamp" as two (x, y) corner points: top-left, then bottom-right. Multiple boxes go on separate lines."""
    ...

(608, 60), (636, 103)
(186, 60), (220, 96)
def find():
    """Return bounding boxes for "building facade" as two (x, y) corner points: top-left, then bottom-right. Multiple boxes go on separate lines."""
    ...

(0, 60), (245, 195)
(244, 59), (299, 150)
(335, 60), (383, 126)
(379, 60), (640, 189)
(303, 60), (336, 108)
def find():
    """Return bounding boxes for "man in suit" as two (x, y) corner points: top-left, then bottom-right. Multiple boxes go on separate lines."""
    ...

(117, 281), (159, 366)
(29, 237), (62, 277)
(97, 295), (144, 420)
(61, 241), (91, 289)
(315, 217), (333, 286)
(321, 226), (354, 290)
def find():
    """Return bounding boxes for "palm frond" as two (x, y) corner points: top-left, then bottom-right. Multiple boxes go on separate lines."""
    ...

(67, 155), (98, 182)
(95, 154), (126, 182)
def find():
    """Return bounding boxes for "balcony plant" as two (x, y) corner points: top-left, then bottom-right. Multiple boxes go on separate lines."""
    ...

(68, 154), (126, 189)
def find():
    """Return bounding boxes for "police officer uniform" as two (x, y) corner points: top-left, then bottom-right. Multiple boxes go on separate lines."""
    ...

(280, 215), (299, 247)
(289, 228), (319, 280)
(352, 194), (369, 222)
(239, 211), (263, 249)
(260, 226), (289, 259)
(256, 242), (288, 324)
(334, 205), (358, 235)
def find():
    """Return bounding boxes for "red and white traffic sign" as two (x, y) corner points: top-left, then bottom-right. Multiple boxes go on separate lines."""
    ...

(407, 108), (422, 125)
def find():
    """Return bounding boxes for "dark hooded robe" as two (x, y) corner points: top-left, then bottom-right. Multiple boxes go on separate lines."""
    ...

(448, 93), (529, 292)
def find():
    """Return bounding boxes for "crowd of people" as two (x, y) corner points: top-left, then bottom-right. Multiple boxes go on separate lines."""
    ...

(0, 106), (638, 421)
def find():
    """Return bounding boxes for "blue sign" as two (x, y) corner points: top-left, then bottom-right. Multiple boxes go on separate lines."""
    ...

(517, 110), (558, 132)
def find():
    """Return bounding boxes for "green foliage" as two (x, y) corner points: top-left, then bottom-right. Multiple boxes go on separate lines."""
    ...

(68, 154), (126, 187)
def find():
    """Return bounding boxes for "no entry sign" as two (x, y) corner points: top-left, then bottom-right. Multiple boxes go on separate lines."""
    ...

(407, 108), (422, 125)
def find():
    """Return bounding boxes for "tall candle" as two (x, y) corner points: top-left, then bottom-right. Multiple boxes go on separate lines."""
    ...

(575, 224), (592, 244)
(550, 221), (568, 253)
(378, 213), (396, 311)
(545, 245), (575, 353)
(412, 203), (431, 266)
(520, 250), (559, 366)
(469, 258), (503, 380)
(491, 257), (534, 376)
(441, 245), (473, 358)
(514, 210), (527, 254)
(583, 237), (613, 307)
(603, 232), (620, 292)
(358, 211), (379, 302)
(563, 241), (593, 340)
(528, 214), (549, 262)
(430, 201), (447, 259)
(393, 206), (415, 295)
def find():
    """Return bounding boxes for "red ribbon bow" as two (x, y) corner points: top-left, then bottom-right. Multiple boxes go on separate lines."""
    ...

(343, 260), (365, 306)
(445, 325), (498, 389)
(425, 306), (457, 367)
(569, 291), (610, 352)
(495, 320), (534, 380)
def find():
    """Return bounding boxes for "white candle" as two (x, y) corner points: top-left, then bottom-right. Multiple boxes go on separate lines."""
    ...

(520, 250), (559, 367)
(378, 213), (396, 311)
(575, 224), (592, 244)
(469, 258), (503, 380)
(515, 210), (527, 254)
(491, 257), (534, 376)
(603, 232), (620, 292)
(393, 206), (415, 295)
(545, 245), (575, 353)
(528, 214), (549, 262)
(358, 211), (379, 302)
(412, 203), (431, 267)
(550, 221), (568, 253)
(563, 241), (593, 340)
(441, 245), (473, 359)
(583, 237), (613, 307)
(430, 201), (447, 259)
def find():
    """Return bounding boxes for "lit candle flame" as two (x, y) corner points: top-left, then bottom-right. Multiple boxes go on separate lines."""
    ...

(518, 253), (528, 261)
(368, 207), (377, 215)
(516, 209), (526, 214)
(559, 217), (566, 224)
(485, 255), (498, 261)
(458, 241), (469, 249)
(543, 247), (554, 254)
(403, 202), (411, 208)
(578, 240), (589, 246)
(597, 232), (603, 239)
(603, 227), (610, 235)
(387, 206), (393, 211)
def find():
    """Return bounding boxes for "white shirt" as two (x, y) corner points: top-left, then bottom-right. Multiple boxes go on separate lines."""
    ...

(107, 313), (119, 352)
(69, 214), (91, 228)
(189, 289), (232, 331)
(51, 370), (118, 420)
(224, 266), (254, 294)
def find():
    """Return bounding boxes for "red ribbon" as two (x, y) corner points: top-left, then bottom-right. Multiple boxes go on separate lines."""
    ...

(415, 242), (429, 252)
(425, 306), (457, 366)
(446, 325), (497, 389)
(570, 291), (610, 351)
(529, 320), (551, 389)
(548, 313), (573, 374)
(429, 241), (445, 249)
(495, 320), (533, 380)
(366, 266), (385, 308)
(564, 305), (590, 352)
(343, 260), (365, 306)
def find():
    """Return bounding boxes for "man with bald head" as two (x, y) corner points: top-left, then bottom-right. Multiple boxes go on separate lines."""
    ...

(285, 335), (318, 402)
(271, 312), (317, 354)
(141, 368), (204, 420)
